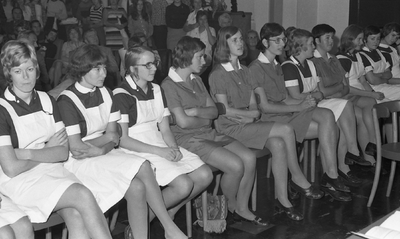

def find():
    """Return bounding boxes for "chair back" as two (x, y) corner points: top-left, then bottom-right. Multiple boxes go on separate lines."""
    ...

(373, 100), (400, 145)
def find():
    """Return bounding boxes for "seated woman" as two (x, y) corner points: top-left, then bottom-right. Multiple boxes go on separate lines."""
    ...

(0, 194), (33, 239)
(243, 29), (260, 66)
(0, 40), (112, 239)
(379, 22), (400, 79)
(57, 44), (188, 239)
(281, 27), (363, 187)
(113, 45), (212, 220)
(208, 26), (323, 220)
(249, 23), (351, 201)
(161, 36), (269, 224)
(311, 24), (377, 166)
(49, 25), (85, 88)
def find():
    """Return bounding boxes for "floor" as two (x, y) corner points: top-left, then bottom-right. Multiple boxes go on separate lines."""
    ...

(35, 153), (400, 239)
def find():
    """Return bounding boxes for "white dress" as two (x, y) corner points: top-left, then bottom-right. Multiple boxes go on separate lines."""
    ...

(113, 76), (204, 186)
(0, 89), (80, 223)
(58, 83), (147, 212)
(359, 47), (400, 103)
(0, 194), (27, 228)
(282, 56), (348, 121)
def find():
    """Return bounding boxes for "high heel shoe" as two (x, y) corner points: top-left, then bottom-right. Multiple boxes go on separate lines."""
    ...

(233, 211), (269, 226)
(290, 181), (324, 199)
(345, 152), (371, 166)
(321, 173), (350, 192)
(274, 199), (303, 221)
(365, 142), (377, 157)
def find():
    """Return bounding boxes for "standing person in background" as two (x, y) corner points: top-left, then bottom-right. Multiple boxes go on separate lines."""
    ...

(243, 30), (260, 66)
(151, 0), (168, 49)
(128, 0), (153, 47)
(2, 0), (15, 23)
(4, 7), (30, 39)
(183, 0), (203, 33)
(166, 0), (190, 50)
(89, 0), (106, 46)
(45, 0), (67, 41)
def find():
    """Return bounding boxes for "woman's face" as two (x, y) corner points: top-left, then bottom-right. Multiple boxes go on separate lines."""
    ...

(189, 49), (206, 73)
(247, 32), (258, 47)
(197, 15), (207, 27)
(365, 33), (381, 50)
(193, 0), (202, 10)
(81, 64), (107, 88)
(137, 0), (143, 12)
(266, 32), (286, 56)
(302, 37), (315, 58)
(384, 30), (399, 46)
(316, 33), (334, 52)
(352, 32), (364, 51)
(135, 51), (157, 82)
(10, 59), (37, 94)
(69, 29), (79, 42)
(227, 31), (244, 58)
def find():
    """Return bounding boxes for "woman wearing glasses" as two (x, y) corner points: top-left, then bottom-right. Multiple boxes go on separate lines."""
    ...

(248, 23), (351, 202)
(113, 46), (212, 222)
(57, 44), (188, 239)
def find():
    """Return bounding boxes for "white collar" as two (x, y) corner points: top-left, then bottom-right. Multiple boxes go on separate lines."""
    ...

(75, 81), (96, 94)
(167, 67), (196, 82)
(361, 46), (373, 52)
(289, 55), (301, 65)
(4, 87), (37, 103)
(379, 42), (389, 48)
(221, 61), (242, 72)
(257, 52), (278, 65)
(313, 49), (332, 59)
(125, 75), (139, 90)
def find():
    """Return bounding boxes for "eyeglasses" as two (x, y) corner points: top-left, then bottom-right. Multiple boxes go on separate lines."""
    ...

(136, 60), (160, 69)
(269, 37), (287, 44)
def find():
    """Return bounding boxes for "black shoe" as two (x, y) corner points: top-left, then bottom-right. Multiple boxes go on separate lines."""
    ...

(320, 173), (350, 192)
(290, 181), (324, 199)
(288, 183), (300, 200)
(338, 170), (363, 187)
(233, 211), (269, 226)
(275, 199), (303, 221)
(365, 142), (377, 157)
(227, 210), (236, 225)
(345, 152), (372, 166)
(321, 187), (352, 202)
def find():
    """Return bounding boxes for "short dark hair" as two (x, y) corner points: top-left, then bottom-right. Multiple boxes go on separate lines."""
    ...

(382, 22), (400, 37)
(311, 24), (336, 41)
(12, 7), (22, 15)
(195, 10), (207, 23)
(67, 44), (107, 81)
(66, 25), (82, 41)
(257, 22), (285, 52)
(45, 28), (58, 37)
(286, 28), (313, 57)
(214, 26), (245, 64)
(338, 24), (363, 54)
(172, 36), (205, 69)
(364, 25), (381, 41)
(30, 20), (41, 29)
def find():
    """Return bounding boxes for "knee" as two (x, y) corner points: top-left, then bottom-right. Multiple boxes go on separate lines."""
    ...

(128, 178), (146, 196)
(197, 165), (213, 186)
(17, 217), (34, 237)
(227, 158), (245, 177)
(266, 137), (286, 153)
(169, 175), (194, 199)
(240, 150), (257, 168)
(278, 123), (295, 137)
(0, 226), (15, 239)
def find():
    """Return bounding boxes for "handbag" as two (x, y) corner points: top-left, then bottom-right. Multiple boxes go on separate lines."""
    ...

(193, 193), (228, 233)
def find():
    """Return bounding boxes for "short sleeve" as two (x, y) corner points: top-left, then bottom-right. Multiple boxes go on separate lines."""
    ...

(359, 53), (373, 73)
(281, 62), (300, 87)
(57, 94), (82, 136)
(161, 78), (183, 110)
(0, 106), (12, 146)
(113, 91), (138, 125)
(248, 61), (266, 89)
(338, 57), (352, 73)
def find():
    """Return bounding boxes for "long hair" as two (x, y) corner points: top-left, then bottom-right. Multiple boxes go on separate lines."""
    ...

(67, 44), (107, 81)
(286, 28), (313, 57)
(130, 0), (149, 22)
(338, 24), (363, 54)
(214, 26), (246, 64)
(0, 40), (39, 85)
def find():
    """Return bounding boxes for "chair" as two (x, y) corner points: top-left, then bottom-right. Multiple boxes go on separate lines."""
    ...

(33, 213), (67, 239)
(368, 100), (400, 207)
(154, 49), (172, 85)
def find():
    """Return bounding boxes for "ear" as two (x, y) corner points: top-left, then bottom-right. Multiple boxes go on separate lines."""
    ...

(129, 66), (135, 74)
(315, 37), (321, 45)
(262, 38), (269, 49)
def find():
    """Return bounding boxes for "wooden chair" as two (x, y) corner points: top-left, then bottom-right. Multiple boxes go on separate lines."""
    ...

(368, 100), (400, 207)
(33, 213), (67, 239)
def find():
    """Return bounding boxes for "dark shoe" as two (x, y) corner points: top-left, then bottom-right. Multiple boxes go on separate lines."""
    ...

(233, 211), (269, 226)
(290, 181), (324, 199)
(124, 225), (133, 239)
(345, 152), (372, 166)
(275, 199), (303, 221)
(321, 173), (350, 192)
(288, 182), (300, 200)
(365, 142), (377, 157)
(338, 170), (363, 187)
(227, 210), (236, 225)
(321, 187), (352, 202)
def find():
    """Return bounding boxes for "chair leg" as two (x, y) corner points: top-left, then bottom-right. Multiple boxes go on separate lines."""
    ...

(213, 174), (221, 196)
(367, 155), (382, 207)
(251, 172), (257, 211)
(266, 157), (272, 178)
(202, 191), (208, 232)
(185, 201), (192, 237)
(386, 161), (397, 197)
(303, 141), (309, 178)
(45, 228), (51, 239)
(109, 209), (119, 232)
(310, 140), (316, 183)
(61, 225), (68, 239)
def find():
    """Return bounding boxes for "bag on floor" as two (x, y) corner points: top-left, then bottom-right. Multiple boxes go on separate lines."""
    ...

(193, 194), (228, 233)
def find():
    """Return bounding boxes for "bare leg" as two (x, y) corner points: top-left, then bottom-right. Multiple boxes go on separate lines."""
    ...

(224, 141), (257, 220)
(0, 225), (15, 239)
(57, 208), (90, 239)
(205, 144), (245, 212)
(355, 97), (376, 143)
(125, 178), (148, 239)
(337, 124), (351, 173)
(266, 137), (290, 207)
(305, 108), (338, 178)
(135, 162), (187, 239)
(54, 183), (112, 239)
(167, 165), (212, 218)
(354, 106), (376, 164)
(9, 217), (34, 239)
(337, 102), (361, 155)
(268, 123), (311, 189)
